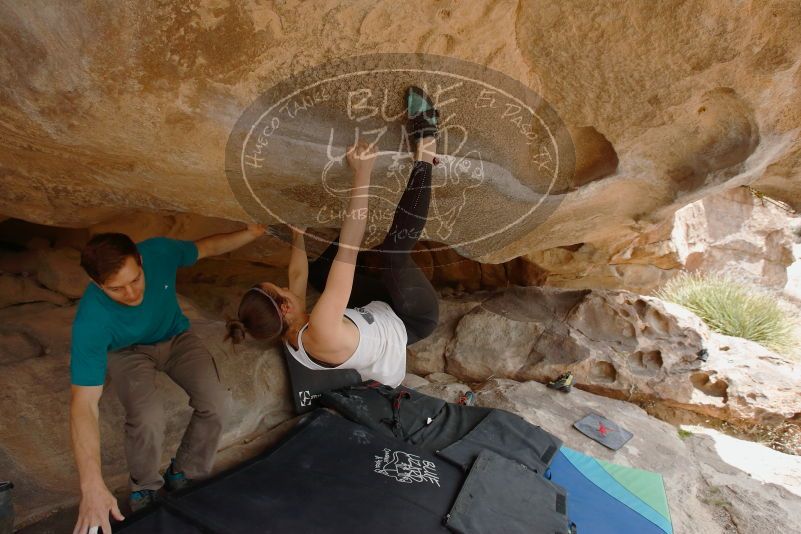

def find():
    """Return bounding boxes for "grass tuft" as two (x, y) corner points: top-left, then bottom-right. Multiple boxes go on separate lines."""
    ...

(655, 272), (799, 356)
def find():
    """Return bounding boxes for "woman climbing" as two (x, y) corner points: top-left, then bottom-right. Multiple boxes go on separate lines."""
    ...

(225, 86), (440, 387)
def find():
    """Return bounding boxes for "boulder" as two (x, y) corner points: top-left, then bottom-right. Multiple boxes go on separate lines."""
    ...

(407, 286), (801, 428)
(677, 334), (801, 426)
(406, 292), (487, 376)
(34, 247), (90, 299)
(400, 373), (430, 390)
(0, 249), (39, 275)
(0, 273), (70, 308)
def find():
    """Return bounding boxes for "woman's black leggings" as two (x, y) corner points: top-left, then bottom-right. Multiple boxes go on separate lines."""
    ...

(308, 160), (439, 345)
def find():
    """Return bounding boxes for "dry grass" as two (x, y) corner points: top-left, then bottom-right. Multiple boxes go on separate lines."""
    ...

(656, 272), (800, 358)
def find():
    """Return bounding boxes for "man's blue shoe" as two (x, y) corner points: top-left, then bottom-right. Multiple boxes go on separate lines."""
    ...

(163, 458), (192, 492)
(129, 489), (157, 512)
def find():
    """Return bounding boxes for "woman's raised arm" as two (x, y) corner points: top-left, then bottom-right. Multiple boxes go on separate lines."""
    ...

(287, 225), (308, 311)
(308, 140), (376, 339)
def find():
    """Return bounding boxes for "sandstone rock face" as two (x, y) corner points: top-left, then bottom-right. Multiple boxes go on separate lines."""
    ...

(0, 272), (69, 308)
(34, 247), (90, 299)
(1, 1), (800, 265)
(671, 187), (798, 288)
(3, 184), (795, 303)
(681, 334), (801, 426)
(405, 293), (487, 376)
(408, 286), (801, 428)
(525, 187), (801, 294)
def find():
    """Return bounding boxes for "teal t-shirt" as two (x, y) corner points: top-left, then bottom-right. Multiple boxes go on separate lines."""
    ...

(70, 237), (199, 386)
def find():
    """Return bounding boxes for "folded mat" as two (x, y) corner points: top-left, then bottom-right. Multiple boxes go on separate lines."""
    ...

(438, 408), (561, 475)
(548, 447), (672, 534)
(445, 449), (571, 534)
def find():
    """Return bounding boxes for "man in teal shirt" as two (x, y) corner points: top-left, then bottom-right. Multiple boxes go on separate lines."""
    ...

(70, 224), (266, 534)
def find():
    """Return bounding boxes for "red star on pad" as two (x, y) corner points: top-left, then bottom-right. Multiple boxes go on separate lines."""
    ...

(598, 423), (610, 436)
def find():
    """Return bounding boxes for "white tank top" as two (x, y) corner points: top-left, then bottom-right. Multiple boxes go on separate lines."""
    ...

(283, 300), (408, 387)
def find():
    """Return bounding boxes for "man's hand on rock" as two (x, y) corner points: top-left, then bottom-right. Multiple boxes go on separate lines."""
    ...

(73, 483), (124, 534)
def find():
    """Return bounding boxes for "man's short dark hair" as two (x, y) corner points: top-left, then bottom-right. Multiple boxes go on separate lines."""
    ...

(80, 233), (141, 284)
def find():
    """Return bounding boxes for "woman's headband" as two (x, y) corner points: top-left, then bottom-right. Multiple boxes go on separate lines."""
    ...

(247, 286), (284, 338)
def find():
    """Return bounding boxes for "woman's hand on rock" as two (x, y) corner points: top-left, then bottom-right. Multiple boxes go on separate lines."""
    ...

(247, 223), (266, 237)
(346, 139), (377, 182)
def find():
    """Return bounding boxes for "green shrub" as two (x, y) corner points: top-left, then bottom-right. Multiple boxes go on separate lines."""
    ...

(655, 272), (798, 356)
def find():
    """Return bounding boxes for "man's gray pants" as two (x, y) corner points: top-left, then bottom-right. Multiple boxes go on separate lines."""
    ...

(107, 330), (230, 492)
